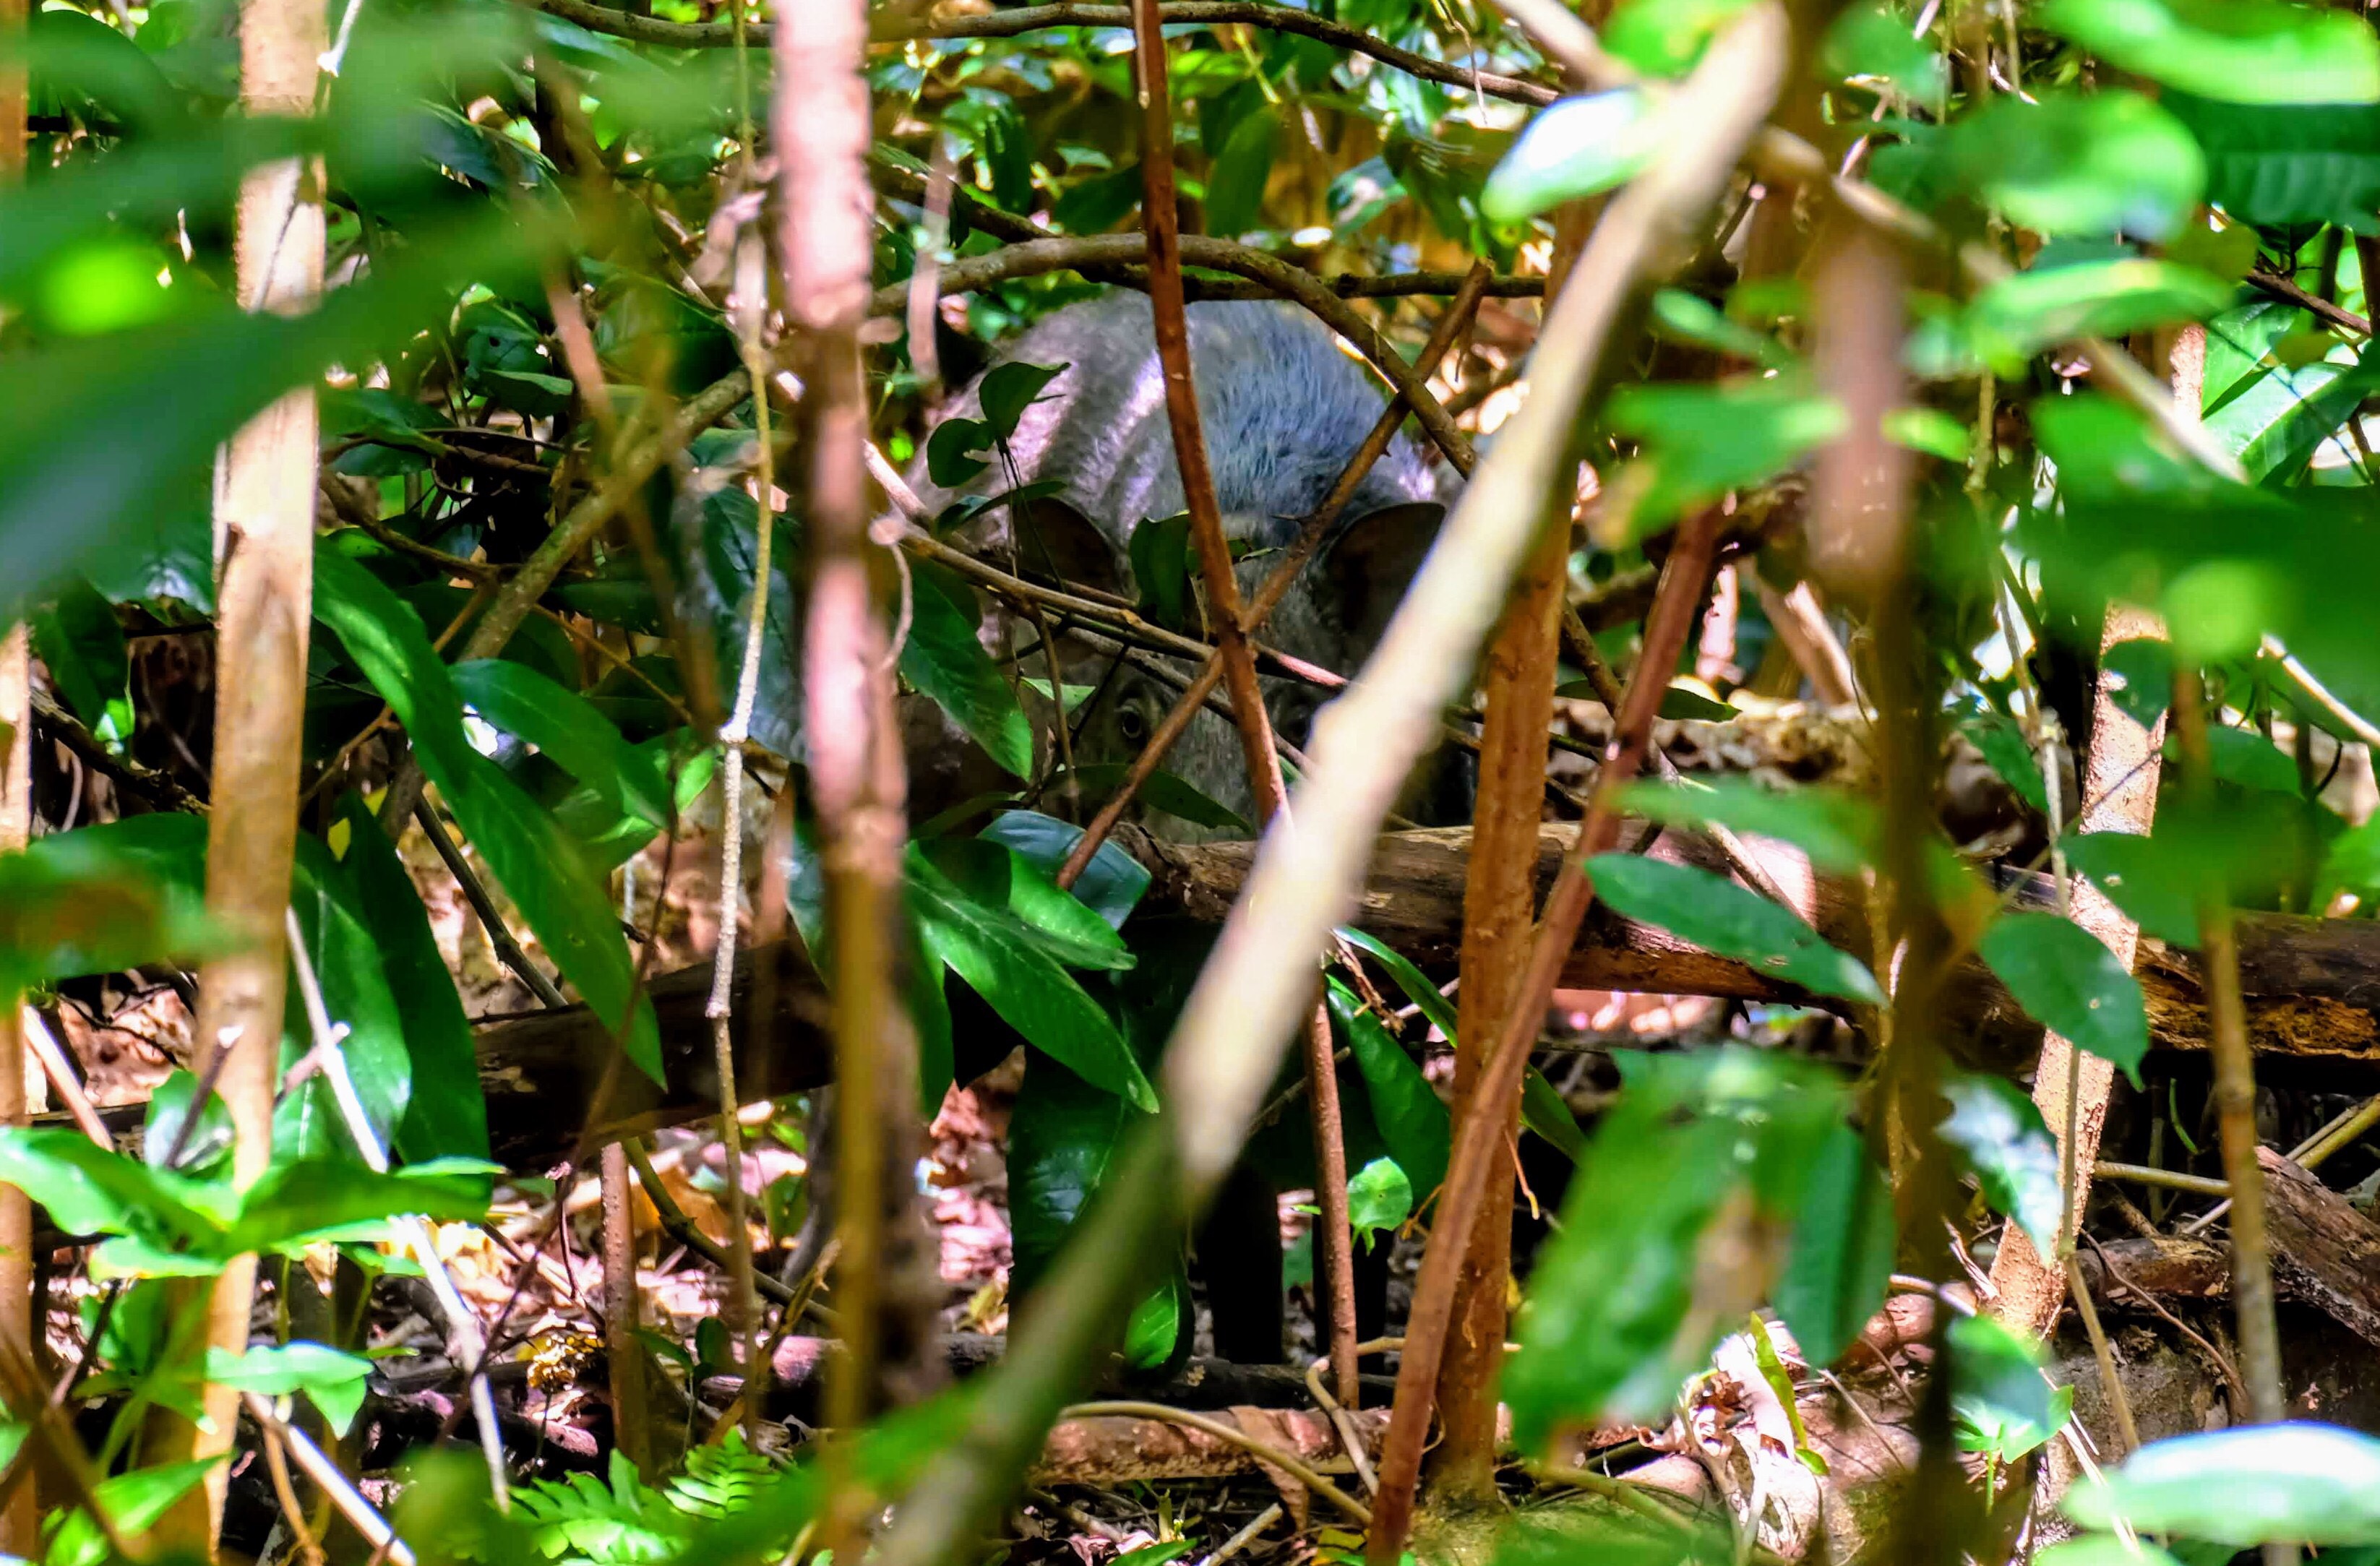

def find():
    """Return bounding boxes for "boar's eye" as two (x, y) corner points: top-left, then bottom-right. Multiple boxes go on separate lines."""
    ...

(1117, 701), (1151, 743)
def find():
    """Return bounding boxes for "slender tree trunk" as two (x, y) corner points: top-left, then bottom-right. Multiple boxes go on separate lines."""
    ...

(0, 9), (37, 1552)
(778, 0), (931, 1487)
(1430, 206), (1589, 1501)
(152, 0), (324, 1544)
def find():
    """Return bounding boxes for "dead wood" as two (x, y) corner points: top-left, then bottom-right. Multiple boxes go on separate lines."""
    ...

(2259, 1146), (2380, 1347)
(460, 824), (2380, 1168)
(1030, 1406), (1387, 1487)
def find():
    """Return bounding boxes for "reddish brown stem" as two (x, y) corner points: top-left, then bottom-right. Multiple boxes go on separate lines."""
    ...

(1365, 505), (1724, 1565)
(1130, 0), (1359, 1403)
(1055, 263), (1492, 890)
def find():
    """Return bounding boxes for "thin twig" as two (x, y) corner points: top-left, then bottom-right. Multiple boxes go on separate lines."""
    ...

(2063, 1253), (2139, 1459)
(413, 801), (569, 1008)
(2183, 1090), (2380, 1237)
(261, 1416), (330, 1566)
(1059, 1401), (1372, 1525)
(2092, 1161), (2226, 1197)
(242, 1394), (417, 1566)
(619, 1139), (803, 1309)
(1201, 1502), (1282, 1566)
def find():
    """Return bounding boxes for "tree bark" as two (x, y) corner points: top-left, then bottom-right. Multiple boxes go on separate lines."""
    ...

(152, 0), (325, 1544)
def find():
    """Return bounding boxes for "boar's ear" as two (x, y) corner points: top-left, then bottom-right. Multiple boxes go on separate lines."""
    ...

(1019, 495), (1124, 599)
(1322, 502), (1444, 649)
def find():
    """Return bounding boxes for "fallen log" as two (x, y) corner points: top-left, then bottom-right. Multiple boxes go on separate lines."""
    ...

(467, 824), (2380, 1165)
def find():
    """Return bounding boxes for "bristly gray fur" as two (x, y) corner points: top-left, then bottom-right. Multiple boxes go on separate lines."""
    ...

(906, 292), (1440, 562)
(905, 292), (1469, 838)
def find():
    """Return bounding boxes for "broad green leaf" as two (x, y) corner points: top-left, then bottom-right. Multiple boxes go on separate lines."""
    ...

(1206, 103), (1279, 238)
(2101, 637), (2174, 731)
(977, 360), (1069, 445)
(48, 1458), (218, 1566)
(2168, 97), (2380, 231)
(2174, 725), (2300, 794)
(1600, 381), (1845, 544)
(337, 795), (487, 1164)
(1649, 288), (1796, 371)
(2039, 0), (2380, 105)
(0, 820), (218, 991)
(1822, 1), (1947, 103)
(914, 837), (1132, 972)
(1949, 1311), (2071, 1461)
(978, 809), (1151, 931)
(1949, 90), (2204, 240)
(1005, 1047), (1141, 1299)
(2035, 1540), (2186, 1566)
(925, 416), (994, 488)
(2065, 1423), (2380, 1544)
(1348, 1155), (1415, 1244)
(1621, 777), (1878, 874)
(901, 560), (1034, 780)
(554, 731), (714, 871)
(288, 832), (412, 1158)
(1327, 977), (1450, 1203)
(205, 1341), (373, 1435)
(1481, 90), (1659, 224)
(1979, 912), (2149, 1087)
(1339, 926), (1459, 1041)
(1602, 0), (1756, 75)
(1120, 1260), (1192, 1374)
(1964, 711), (2050, 814)
(1746, 1313), (1829, 1475)
(313, 545), (658, 1079)
(1129, 512), (1195, 631)
(1963, 259), (2233, 371)
(2207, 339), (2380, 483)
(228, 1158), (494, 1254)
(1586, 853), (1883, 1004)
(2064, 831), (2203, 948)
(1939, 1071), (2064, 1256)
(907, 847), (1155, 1110)
(144, 1070), (231, 1179)
(453, 658), (671, 826)
(1521, 1067), (1589, 1164)
(1774, 1121), (1896, 1367)
(29, 574), (130, 738)
(1505, 1049), (1844, 1445)
(0, 1127), (228, 1256)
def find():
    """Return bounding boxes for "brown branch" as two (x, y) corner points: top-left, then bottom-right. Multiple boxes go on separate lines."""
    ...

(1130, 0), (1355, 1407)
(2172, 665), (2289, 1429)
(2246, 268), (2371, 337)
(528, 0), (1561, 106)
(1054, 264), (1492, 890)
(29, 687), (207, 814)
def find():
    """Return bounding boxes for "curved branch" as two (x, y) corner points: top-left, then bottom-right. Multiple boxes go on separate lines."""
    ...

(528, 0), (1560, 106)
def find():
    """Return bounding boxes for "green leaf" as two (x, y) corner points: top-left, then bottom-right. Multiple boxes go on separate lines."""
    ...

(337, 795), (488, 1164)
(453, 659), (671, 826)
(1005, 1048), (1142, 1299)
(1962, 259), (2233, 371)
(1601, 381), (1846, 544)
(1120, 1260), (1192, 1373)
(228, 1158), (493, 1254)
(1521, 1067), (1589, 1164)
(554, 731), (713, 871)
(1980, 912), (2149, 1088)
(1822, 1), (1948, 103)
(0, 1127), (228, 1258)
(287, 833), (412, 1158)
(1746, 1313), (1829, 1475)
(1505, 1049), (1844, 1445)
(1602, 0), (1757, 75)
(1623, 777), (1878, 875)
(1774, 1121), (1896, 1367)
(1128, 512), (1195, 632)
(1949, 90), (2204, 241)
(1206, 102), (1280, 238)
(1347, 1154), (1414, 1244)
(2039, 0), (2380, 105)
(312, 545), (659, 1080)
(2034, 1539), (2187, 1566)
(925, 416), (995, 488)
(1586, 853), (1883, 1004)
(976, 360), (1068, 444)
(1938, 1071), (2064, 1257)
(1338, 926), (1458, 1041)
(907, 846), (1155, 1110)
(48, 1458), (218, 1566)
(903, 559), (1034, 780)
(0, 820), (218, 991)
(2101, 637), (2173, 731)
(1328, 978), (1450, 1203)
(1656, 686), (1736, 722)
(2168, 97), (2380, 231)
(1481, 89), (1660, 224)
(1963, 711), (2050, 814)
(978, 809), (1151, 930)
(205, 1342), (374, 1435)
(914, 838), (1132, 972)
(144, 1070), (232, 1179)
(1949, 1311), (2071, 1461)
(2065, 830), (2203, 948)
(29, 575), (130, 737)
(2065, 1424), (2380, 1544)
(1649, 288), (1796, 371)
